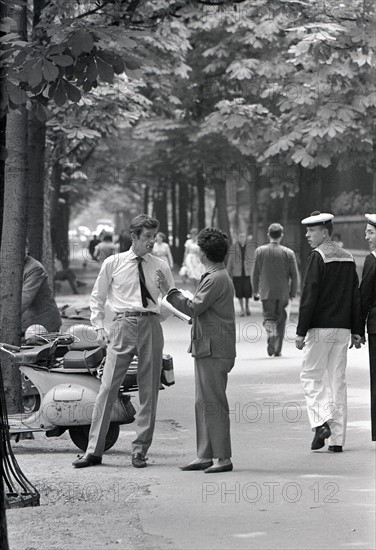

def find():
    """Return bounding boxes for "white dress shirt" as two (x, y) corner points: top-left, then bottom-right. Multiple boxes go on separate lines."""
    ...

(90, 249), (175, 329)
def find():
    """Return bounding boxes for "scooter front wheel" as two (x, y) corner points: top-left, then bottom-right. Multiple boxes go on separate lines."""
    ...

(68, 424), (120, 452)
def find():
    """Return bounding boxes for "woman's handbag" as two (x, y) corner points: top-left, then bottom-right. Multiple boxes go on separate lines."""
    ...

(178, 265), (189, 280)
(161, 354), (175, 386)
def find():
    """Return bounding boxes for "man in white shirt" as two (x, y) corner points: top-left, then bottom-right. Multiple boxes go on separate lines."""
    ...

(73, 215), (175, 469)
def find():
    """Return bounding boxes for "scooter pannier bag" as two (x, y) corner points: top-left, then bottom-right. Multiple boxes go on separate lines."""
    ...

(63, 348), (105, 370)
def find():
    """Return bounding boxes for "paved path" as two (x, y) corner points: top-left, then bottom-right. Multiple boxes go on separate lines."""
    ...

(6, 262), (375, 550)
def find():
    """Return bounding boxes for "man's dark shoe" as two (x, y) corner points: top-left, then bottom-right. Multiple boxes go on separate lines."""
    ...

(311, 422), (331, 450)
(267, 336), (275, 357)
(132, 453), (147, 468)
(72, 454), (102, 468)
(274, 352), (282, 357)
(328, 445), (343, 452)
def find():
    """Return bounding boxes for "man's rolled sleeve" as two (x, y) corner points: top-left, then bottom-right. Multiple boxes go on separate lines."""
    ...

(162, 262), (175, 292)
(90, 260), (112, 330)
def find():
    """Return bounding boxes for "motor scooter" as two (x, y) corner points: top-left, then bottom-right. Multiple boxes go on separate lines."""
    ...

(0, 331), (137, 452)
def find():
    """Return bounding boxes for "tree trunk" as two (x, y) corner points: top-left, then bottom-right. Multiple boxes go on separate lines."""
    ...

(178, 180), (188, 264)
(211, 204), (217, 227)
(50, 152), (63, 266)
(188, 181), (194, 230)
(213, 180), (230, 236)
(0, 36), (7, 248)
(247, 165), (259, 240)
(27, 111), (46, 261)
(43, 173), (54, 284)
(282, 188), (289, 232)
(27, 0), (47, 261)
(0, 1), (28, 413)
(50, 154), (72, 269)
(154, 187), (168, 234)
(171, 180), (177, 256)
(143, 185), (149, 215)
(297, 166), (317, 277)
(196, 168), (205, 230)
(0, 114), (5, 248)
(55, 192), (70, 269)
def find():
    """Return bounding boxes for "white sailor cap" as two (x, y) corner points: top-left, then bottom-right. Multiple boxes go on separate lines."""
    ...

(365, 214), (376, 227)
(301, 211), (334, 227)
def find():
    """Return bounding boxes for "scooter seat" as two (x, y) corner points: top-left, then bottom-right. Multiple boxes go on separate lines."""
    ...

(15, 342), (57, 364)
(63, 348), (105, 370)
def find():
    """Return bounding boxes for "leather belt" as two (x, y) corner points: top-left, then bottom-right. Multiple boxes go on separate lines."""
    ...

(116, 311), (157, 318)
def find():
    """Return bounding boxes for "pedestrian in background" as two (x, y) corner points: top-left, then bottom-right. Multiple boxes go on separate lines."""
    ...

(226, 232), (254, 316)
(332, 233), (344, 248)
(360, 213), (376, 442)
(88, 234), (100, 260)
(116, 230), (132, 253)
(295, 211), (362, 453)
(181, 228), (205, 290)
(157, 227), (236, 473)
(152, 231), (174, 269)
(54, 258), (86, 294)
(72, 214), (175, 469)
(94, 233), (116, 264)
(253, 223), (298, 357)
(22, 241), (61, 334)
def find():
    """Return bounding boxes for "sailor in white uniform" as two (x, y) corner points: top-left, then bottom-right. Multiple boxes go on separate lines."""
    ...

(295, 211), (362, 452)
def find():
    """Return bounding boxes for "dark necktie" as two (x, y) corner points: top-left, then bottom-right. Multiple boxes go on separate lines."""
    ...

(136, 257), (156, 308)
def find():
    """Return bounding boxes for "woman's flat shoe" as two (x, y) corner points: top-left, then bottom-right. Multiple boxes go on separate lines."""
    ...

(179, 461), (213, 471)
(204, 463), (233, 473)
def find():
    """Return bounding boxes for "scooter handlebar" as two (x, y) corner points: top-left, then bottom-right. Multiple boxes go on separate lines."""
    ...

(0, 343), (20, 353)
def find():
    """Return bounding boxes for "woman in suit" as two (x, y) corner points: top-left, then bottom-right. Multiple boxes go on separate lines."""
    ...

(157, 228), (236, 473)
(360, 214), (376, 441)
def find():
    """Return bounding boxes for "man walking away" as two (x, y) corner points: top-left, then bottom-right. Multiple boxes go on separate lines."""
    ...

(295, 211), (362, 453)
(94, 234), (116, 264)
(253, 223), (298, 357)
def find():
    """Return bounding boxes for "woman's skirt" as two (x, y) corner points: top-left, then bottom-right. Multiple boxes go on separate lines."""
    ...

(232, 275), (252, 299)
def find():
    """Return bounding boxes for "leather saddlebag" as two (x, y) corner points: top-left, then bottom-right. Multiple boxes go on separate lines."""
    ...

(63, 348), (105, 370)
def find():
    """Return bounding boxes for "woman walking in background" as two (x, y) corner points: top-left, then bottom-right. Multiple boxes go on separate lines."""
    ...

(181, 228), (205, 290)
(226, 233), (254, 316)
(152, 232), (174, 269)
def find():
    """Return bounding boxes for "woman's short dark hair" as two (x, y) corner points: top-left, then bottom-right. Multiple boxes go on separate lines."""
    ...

(197, 228), (229, 262)
(157, 231), (166, 241)
(129, 214), (159, 237)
